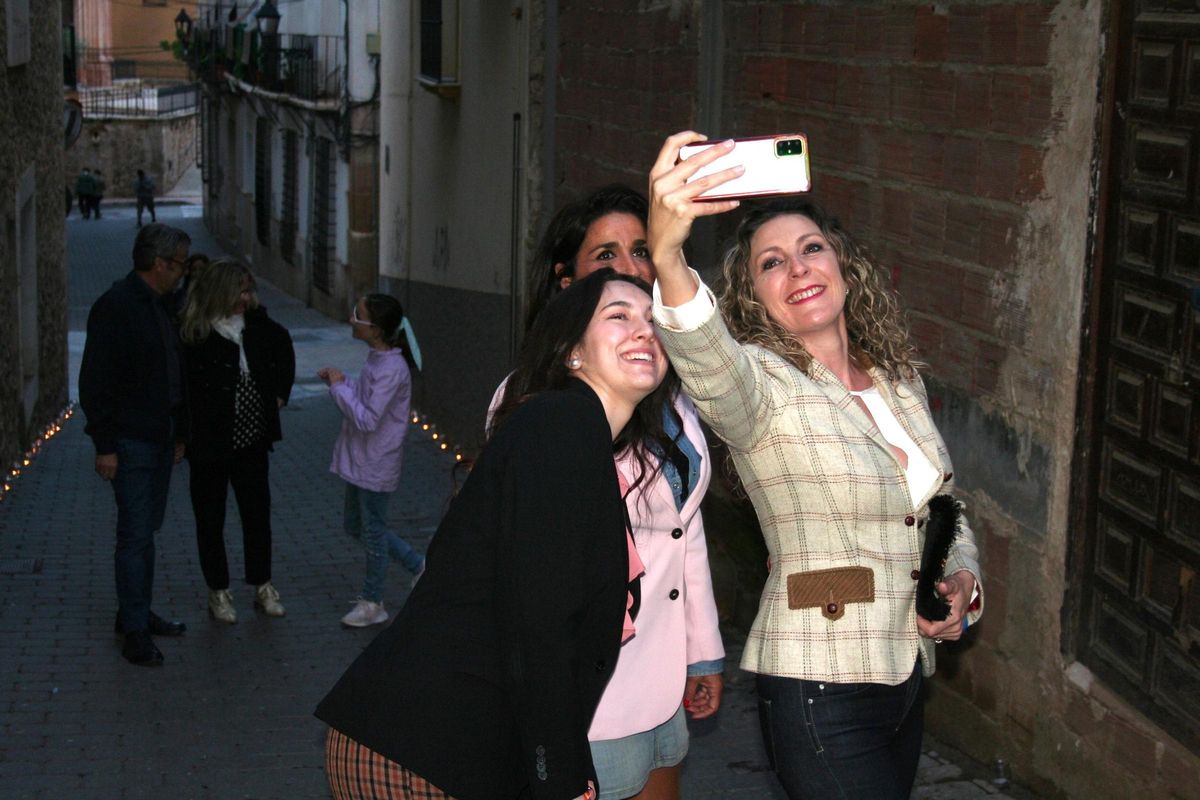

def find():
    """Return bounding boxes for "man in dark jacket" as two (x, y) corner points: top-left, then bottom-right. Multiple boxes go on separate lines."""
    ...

(74, 168), (95, 219)
(79, 223), (191, 666)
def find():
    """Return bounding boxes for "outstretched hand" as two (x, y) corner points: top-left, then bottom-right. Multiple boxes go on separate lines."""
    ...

(317, 366), (345, 386)
(647, 132), (743, 306)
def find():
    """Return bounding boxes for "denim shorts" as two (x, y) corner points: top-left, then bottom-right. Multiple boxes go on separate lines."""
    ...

(590, 704), (688, 800)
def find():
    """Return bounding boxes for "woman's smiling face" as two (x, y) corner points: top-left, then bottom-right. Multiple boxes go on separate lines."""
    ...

(570, 280), (666, 407)
(749, 213), (847, 340)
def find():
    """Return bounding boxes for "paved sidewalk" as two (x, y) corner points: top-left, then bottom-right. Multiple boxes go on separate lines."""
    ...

(0, 208), (1037, 799)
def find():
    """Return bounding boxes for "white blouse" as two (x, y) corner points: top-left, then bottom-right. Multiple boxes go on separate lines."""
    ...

(850, 386), (940, 506)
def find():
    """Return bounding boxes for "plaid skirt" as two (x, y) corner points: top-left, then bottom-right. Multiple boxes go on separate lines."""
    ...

(325, 728), (456, 800)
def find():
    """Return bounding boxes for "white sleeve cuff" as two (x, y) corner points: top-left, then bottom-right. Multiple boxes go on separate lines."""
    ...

(652, 268), (718, 332)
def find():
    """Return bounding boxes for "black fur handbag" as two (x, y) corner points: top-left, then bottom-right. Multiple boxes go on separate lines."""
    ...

(916, 494), (961, 621)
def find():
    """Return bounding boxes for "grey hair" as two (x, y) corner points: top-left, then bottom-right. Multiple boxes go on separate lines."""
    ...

(132, 223), (191, 272)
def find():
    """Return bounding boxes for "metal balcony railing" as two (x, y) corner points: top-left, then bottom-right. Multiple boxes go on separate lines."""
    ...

(186, 25), (344, 104)
(79, 83), (200, 119)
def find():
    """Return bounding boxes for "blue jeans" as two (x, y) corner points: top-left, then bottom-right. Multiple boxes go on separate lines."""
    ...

(112, 438), (175, 632)
(343, 482), (424, 602)
(756, 662), (924, 800)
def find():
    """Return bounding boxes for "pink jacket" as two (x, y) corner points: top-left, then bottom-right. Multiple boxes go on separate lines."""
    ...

(487, 385), (725, 740)
(589, 393), (724, 740)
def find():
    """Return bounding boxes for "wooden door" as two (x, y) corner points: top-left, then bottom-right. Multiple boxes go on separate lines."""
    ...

(1080, 0), (1200, 750)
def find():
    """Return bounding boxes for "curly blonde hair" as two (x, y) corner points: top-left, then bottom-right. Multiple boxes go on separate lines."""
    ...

(717, 199), (919, 383)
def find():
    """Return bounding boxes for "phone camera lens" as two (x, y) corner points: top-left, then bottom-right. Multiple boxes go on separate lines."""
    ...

(775, 138), (804, 157)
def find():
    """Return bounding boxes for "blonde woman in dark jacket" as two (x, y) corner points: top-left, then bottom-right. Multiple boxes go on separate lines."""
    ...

(180, 259), (295, 624)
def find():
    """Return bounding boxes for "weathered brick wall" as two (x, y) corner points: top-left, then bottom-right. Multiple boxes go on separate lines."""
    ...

(553, 2), (1199, 797)
(555, 1), (703, 204)
(0, 6), (69, 469)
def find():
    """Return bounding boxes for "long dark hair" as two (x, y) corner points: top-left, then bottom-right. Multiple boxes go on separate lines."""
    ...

(363, 293), (419, 372)
(524, 184), (648, 333)
(495, 268), (679, 497)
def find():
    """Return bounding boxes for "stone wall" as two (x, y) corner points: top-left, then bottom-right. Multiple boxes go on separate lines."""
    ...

(66, 113), (197, 202)
(0, 5), (69, 469)
(551, 1), (1198, 797)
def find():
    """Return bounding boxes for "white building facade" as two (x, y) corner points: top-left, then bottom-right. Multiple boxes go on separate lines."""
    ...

(192, 0), (380, 320)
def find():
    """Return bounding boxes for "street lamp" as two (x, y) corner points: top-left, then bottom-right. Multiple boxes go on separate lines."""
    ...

(255, 0), (281, 35)
(174, 9), (193, 41)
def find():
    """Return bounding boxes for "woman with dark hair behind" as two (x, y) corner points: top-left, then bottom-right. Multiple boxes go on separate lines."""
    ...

(645, 132), (984, 799)
(317, 269), (674, 800)
(489, 185), (724, 800)
(180, 259), (295, 623)
(523, 184), (653, 331)
(318, 293), (424, 628)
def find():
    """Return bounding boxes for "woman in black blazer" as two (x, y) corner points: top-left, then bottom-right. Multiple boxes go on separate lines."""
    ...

(316, 270), (678, 800)
(179, 259), (295, 623)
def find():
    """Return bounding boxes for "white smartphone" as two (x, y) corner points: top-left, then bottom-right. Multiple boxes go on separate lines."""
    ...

(679, 134), (811, 201)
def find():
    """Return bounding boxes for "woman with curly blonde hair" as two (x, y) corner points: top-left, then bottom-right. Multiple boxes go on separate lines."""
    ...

(643, 132), (984, 800)
(716, 199), (918, 383)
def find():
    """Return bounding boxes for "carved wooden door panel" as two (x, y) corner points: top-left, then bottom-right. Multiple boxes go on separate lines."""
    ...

(1082, 0), (1200, 749)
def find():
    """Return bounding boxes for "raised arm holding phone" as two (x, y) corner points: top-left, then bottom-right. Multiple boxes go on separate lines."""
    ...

(645, 132), (983, 800)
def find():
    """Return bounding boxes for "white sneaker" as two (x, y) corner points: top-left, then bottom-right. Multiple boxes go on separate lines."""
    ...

(340, 599), (388, 628)
(208, 589), (237, 624)
(254, 582), (286, 617)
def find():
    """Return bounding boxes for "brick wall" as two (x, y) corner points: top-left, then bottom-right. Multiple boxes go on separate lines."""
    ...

(552, 2), (1198, 797)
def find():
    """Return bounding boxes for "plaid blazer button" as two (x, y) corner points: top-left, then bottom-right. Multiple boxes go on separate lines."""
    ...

(826, 602), (838, 615)
(910, 570), (921, 580)
(904, 515), (915, 526)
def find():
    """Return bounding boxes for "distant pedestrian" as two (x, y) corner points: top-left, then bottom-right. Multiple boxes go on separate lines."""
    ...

(79, 223), (192, 667)
(180, 259), (296, 624)
(90, 168), (106, 219)
(134, 169), (156, 227)
(317, 294), (423, 628)
(75, 168), (96, 219)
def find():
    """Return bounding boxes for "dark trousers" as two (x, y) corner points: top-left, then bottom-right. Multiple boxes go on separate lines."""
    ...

(78, 194), (92, 218)
(88, 194), (103, 218)
(188, 446), (272, 590)
(136, 196), (156, 225)
(112, 438), (175, 632)
(756, 662), (924, 800)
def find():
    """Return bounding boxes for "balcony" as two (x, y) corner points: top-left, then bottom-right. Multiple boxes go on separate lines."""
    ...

(187, 25), (344, 104)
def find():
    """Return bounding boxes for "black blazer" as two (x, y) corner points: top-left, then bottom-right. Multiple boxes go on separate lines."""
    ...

(79, 271), (186, 454)
(182, 307), (295, 461)
(315, 379), (629, 800)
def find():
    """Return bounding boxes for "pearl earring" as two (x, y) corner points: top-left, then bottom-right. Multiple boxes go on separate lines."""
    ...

(568, 357), (581, 370)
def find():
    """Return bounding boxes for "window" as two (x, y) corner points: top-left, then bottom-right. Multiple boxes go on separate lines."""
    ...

(15, 166), (38, 425)
(280, 130), (298, 264)
(254, 117), (272, 247)
(418, 0), (459, 98)
(5, 0), (31, 66)
(310, 137), (335, 293)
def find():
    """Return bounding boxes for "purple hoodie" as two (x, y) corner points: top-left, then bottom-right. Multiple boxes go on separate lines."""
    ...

(328, 348), (412, 493)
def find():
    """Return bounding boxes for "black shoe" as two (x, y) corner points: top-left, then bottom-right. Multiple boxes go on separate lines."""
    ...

(114, 611), (187, 637)
(122, 630), (164, 666)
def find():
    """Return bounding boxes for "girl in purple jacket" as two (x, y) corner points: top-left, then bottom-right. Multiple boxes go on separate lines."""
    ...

(318, 294), (424, 627)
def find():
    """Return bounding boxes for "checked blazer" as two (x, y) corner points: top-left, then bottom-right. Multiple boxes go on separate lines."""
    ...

(654, 284), (983, 686)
